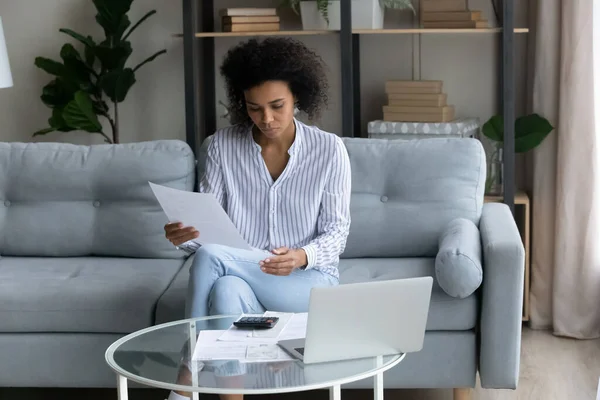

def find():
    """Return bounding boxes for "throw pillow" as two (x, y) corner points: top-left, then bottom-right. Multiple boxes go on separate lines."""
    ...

(435, 218), (483, 298)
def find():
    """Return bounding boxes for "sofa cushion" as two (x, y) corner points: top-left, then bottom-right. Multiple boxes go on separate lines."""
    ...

(0, 257), (185, 333)
(339, 258), (478, 331)
(340, 137), (486, 258)
(0, 140), (195, 258)
(435, 218), (483, 298)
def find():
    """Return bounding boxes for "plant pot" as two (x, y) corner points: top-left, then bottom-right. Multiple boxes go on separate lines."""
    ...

(300, 0), (385, 30)
(485, 145), (504, 196)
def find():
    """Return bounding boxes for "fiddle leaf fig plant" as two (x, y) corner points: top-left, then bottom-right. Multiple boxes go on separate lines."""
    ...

(282, 0), (415, 24)
(33, 0), (167, 144)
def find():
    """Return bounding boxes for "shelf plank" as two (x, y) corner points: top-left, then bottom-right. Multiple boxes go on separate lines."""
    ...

(194, 30), (337, 38)
(354, 28), (529, 34)
(178, 27), (529, 38)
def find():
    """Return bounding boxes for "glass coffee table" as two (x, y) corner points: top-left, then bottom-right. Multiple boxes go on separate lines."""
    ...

(105, 315), (404, 400)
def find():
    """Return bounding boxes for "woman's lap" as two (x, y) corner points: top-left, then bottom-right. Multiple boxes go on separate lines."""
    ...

(186, 244), (338, 318)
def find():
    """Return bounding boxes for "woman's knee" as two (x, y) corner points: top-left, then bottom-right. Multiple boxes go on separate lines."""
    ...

(209, 276), (263, 315)
(189, 244), (225, 276)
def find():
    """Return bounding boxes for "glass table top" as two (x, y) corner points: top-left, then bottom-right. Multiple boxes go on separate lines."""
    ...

(105, 315), (404, 395)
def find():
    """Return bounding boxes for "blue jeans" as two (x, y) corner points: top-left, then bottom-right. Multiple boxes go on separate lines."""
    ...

(185, 244), (339, 318)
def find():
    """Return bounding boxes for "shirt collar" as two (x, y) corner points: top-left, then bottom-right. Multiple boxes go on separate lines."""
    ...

(248, 118), (303, 156)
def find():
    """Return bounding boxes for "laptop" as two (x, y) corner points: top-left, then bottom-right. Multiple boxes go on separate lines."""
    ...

(277, 276), (433, 364)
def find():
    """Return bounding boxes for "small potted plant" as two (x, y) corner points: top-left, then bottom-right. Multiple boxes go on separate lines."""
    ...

(482, 113), (554, 195)
(283, 0), (415, 30)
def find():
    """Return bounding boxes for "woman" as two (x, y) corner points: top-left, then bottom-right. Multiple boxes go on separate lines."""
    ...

(164, 37), (352, 400)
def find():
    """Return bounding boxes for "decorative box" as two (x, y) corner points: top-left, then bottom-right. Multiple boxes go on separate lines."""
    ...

(367, 117), (480, 139)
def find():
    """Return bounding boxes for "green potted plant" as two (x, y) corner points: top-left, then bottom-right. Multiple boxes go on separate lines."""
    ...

(32, 0), (167, 144)
(482, 113), (554, 195)
(283, 0), (415, 30)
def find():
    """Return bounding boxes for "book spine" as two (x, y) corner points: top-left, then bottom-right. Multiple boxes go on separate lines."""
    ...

(420, 0), (468, 12)
(422, 11), (482, 21)
(388, 97), (447, 107)
(222, 23), (280, 32)
(219, 8), (277, 16)
(222, 16), (280, 24)
(385, 86), (443, 95)
(383, 105), (455, 115)
(385, 80), (443, 89)
(423, 20), (489, 28)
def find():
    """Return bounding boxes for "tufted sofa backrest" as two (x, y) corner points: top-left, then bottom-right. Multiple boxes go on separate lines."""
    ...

(341, 137), (486, 258)
(0, 140), (195, 258)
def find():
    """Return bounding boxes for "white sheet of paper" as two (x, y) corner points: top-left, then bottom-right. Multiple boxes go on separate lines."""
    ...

(278, 313), (308, 341)
(193, 330), (294, 362)
(193, 330), (248, 361)
(149, 182), (251, 250)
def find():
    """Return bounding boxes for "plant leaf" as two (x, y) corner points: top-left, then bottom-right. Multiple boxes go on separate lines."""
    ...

(84, 36), (97, 67)
(100, 68), (136, 102)
(515, 113), (554, 138)
(49, 107), (75, 132)
(60, 44), (93, 82)
(318, 0), (329, 23)
(59, 29), (95, 48)
(95, 41), (133, 71)
(41, 79), (76, 108)
(123, 10), (157, 41)
(63, 91), (103, 132)
(133, 49), (167, 72)
(34, 57), (67, 77)
(515, 130), (551, 153)
(33, 127), (56, 137)
(93, 0), (133, 39)
(482, 115), (504, 142)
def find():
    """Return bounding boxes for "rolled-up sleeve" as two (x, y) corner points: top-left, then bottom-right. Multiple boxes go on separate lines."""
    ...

(302, 138), (352, 269)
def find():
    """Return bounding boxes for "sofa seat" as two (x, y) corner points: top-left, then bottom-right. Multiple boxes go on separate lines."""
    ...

(339, 258), (478, 331)
(0, 257), (185, 334)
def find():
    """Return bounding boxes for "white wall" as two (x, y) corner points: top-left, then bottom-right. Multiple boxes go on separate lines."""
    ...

(0, 0), (184, 144)
(0, 0), (528, 146)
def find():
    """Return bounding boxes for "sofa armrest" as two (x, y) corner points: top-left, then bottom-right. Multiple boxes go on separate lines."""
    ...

(479, 203), (525, 389)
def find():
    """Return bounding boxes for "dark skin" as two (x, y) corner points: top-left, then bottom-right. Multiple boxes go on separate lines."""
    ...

(164, 82), (308, 272)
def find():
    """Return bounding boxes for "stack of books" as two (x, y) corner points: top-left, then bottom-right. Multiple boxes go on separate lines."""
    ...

(382, 80), (455, 123)
(420, 0), (488, 29)
(220, 8), (280, 32)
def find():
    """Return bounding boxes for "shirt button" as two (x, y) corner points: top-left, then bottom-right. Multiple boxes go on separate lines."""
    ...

(4, 200), (10, 207)
(380, 195), (388, 203)
(93, 201), (101, 207)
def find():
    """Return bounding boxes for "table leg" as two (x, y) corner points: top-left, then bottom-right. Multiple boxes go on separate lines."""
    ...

(374, 371), (384, 400)
(117, 375), (128, 400)
(330, 384), (341, 400)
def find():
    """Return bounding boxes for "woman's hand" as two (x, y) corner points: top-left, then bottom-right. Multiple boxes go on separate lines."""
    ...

(164, 222), (199, 246)
(259, 247), (308, 276)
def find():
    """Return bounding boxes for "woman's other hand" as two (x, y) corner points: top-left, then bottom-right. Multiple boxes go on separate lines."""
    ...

(164, 222), (199, 246)
(259, 247), (308, 276)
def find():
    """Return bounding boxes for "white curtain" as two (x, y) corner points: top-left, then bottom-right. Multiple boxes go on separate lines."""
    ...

(529, 0), (600, 338)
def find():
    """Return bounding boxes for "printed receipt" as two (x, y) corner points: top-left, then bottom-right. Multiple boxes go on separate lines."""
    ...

(149, 182), (251, 250)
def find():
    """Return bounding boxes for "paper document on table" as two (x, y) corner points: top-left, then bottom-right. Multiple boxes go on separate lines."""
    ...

(193, 330), (294, 362)
(217, 312), (307, 344)
(149, 182), (251, 250)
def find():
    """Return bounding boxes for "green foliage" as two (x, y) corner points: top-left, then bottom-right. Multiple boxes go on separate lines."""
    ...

(33, 0), (166, 143)
(482, 113), (554, 153)
(282, 0), (414, 24)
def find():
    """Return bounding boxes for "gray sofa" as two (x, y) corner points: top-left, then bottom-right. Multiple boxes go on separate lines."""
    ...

(0, 137), (524, 397)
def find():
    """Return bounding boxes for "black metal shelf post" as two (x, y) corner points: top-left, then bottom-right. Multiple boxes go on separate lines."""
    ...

(340, 0), (355, 138)
(182, 0), (199, 155)
(502, 0), (515, 213)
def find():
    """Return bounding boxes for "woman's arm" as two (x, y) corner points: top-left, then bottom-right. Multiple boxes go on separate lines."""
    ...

(199, 137), (227, 209)
(301, 138), (352, 269)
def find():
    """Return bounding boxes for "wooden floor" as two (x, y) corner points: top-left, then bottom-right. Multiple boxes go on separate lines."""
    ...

(3, 328), (600, 400)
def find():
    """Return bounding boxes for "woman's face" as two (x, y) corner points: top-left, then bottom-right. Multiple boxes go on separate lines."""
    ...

(244, 80), (296, 139)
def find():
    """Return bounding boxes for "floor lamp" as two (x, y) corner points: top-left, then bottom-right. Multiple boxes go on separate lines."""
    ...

(0, 16), (13, 89)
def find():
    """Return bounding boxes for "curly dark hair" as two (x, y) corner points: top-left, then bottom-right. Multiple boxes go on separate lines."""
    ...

(219, 37), (329, 125)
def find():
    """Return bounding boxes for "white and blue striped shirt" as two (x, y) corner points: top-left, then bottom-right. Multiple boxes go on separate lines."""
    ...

(195, 119), (351, 279)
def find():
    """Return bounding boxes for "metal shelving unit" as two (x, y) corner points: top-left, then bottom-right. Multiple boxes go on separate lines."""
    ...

(181, 0), (520, 211)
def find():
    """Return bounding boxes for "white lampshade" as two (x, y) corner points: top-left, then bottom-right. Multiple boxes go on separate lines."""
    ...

(0, 17), (13, 89)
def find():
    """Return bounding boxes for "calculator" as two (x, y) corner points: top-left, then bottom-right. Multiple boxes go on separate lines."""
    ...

(233, 316), (279, 329)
